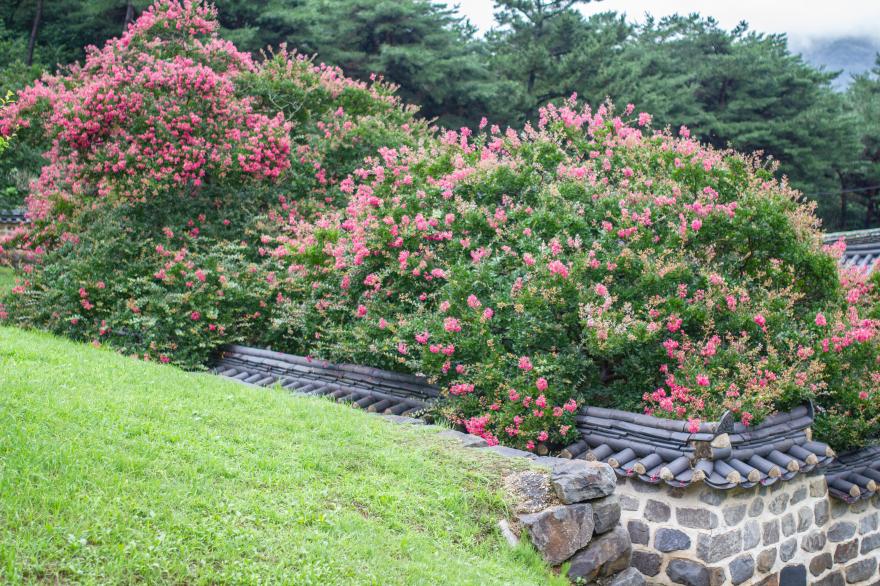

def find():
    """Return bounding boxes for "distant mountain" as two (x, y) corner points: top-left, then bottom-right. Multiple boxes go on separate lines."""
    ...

(795, 36), (880, 91)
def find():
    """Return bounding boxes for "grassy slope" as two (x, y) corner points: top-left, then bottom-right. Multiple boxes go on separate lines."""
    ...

(0, 327), (563, 585)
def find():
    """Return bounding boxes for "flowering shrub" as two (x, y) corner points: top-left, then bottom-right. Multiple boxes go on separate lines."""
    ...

(257, 100), (879, 452)
(3, 189), (280, 363)
(0, 0), (428, 366)
(1, 1), (876, 453)
(1, 0), (289, 225)
(238, 47), (425, 212)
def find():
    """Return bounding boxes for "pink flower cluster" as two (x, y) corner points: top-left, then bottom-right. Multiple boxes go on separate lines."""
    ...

(0, 0), (292, 227)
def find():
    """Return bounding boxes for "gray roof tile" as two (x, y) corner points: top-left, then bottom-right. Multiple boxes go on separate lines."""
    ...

(216, 346), (866, 500)
(561, 404), (836, 493)
(212, 344), (438, 415)
(825, 228), (880, 273)
(0, 209), (26, 224)
(824, 445), (880, 502)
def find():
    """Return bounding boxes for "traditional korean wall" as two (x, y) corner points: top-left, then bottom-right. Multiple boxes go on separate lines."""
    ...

(216, 346), (877, 586)
(0, 214), (27, 266)
(0, 209), (26, 237)
(618, 474), (879, 585)
(0, 220), (23, 238)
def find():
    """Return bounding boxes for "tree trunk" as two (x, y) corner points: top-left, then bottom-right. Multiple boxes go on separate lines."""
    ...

(527, 1), (546, 95)
(839, 191), (848, 231)
(866, 192), (879, 229)
(25, 0), (43, 66)
(123, 0), (134, 30)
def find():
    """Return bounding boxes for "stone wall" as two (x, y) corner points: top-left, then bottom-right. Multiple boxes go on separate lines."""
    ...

(0, 212), (26, 237)
(434, 428), (641, 585)
(508, 458), (638, 584)
(617, 473), (880, 585)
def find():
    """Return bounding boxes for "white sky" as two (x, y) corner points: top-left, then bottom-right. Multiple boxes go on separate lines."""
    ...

(449, 0), (880, 46)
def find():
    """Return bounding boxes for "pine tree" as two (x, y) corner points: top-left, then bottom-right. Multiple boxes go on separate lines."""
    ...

(486, 1), (623, 123)
(839, 56), (880, 228)
(276, 0), (511, 128)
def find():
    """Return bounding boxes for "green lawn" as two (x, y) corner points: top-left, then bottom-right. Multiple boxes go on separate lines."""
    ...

(0, 327), (563, 585)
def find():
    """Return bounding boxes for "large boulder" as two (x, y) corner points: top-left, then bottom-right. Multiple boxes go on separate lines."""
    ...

(566, 525), (632, 582)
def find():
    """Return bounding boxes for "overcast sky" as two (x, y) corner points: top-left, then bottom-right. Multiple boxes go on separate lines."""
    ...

(449, 0), (880, 47)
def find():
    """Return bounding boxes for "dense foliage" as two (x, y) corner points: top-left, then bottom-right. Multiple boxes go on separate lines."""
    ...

(1, 0), (877, 454)
(0, 0), (427, 366)
(245, 100), (878, 452)
(1, 0), (879, 229)
(244, 0), (517, 130)
(607, 16), (862, 227)
(839, 57), (880, 227)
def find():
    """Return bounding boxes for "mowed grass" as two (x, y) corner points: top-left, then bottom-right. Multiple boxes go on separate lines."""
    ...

(0, 327), (563, 585)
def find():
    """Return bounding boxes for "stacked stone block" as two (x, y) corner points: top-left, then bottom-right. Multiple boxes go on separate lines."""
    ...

(433, 428), (640, 584)
(511, 458), (638, 584)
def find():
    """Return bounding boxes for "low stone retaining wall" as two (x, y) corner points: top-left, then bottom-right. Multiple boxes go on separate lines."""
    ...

(559, 404), (880, 585)
(503, 455), (637, 584)
(619, 474), (879, 585)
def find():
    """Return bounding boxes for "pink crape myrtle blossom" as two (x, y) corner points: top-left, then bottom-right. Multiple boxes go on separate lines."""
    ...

(269, 95), (880, 452)
(0, 0), (428, 373)
(1, 1), (293, 229)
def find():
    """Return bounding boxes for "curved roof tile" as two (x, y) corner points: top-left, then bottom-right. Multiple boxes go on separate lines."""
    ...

(824, 445), (880, 503)
(213, 344), (438, 416)
(215, 346), (864, 500)
(561, 404), (835, 492)
(0, 209), (27, 224)
(825, 228), (880, 273)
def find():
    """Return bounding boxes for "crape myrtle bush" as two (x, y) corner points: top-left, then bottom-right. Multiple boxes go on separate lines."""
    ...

(256, 101), (879, 452)
(0, 0), (427, 365)
(0, 1), (877, 453)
